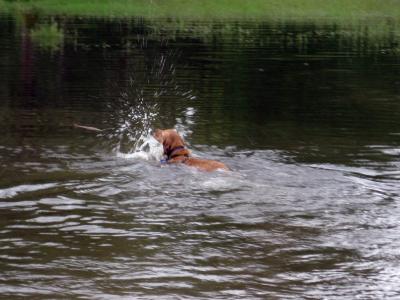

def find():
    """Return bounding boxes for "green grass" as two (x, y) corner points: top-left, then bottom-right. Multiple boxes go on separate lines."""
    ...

(2, 0), (399, 50)
(30, 23), (64, 50)
(1, 0), (400, 21)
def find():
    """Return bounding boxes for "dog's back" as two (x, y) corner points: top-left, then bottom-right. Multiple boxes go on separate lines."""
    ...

(184, 157), (229, 172)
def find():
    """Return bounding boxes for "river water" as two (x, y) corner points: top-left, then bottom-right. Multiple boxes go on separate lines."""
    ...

(1, 13), (400, 299)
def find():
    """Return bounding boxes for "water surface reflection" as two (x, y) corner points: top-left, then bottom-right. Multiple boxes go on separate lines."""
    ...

(1, 13), (400, 299)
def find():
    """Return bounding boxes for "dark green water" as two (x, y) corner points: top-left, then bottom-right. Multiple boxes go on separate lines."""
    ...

(1, 13), (400, 299)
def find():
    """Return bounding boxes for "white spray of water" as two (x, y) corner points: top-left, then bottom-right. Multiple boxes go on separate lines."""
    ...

(116, 134), (164, 161)
(101, 39), (198, 162)
(175, 107), (196, 139)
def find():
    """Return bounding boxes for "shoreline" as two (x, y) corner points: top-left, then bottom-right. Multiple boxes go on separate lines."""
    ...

(1, 0), (400, 21)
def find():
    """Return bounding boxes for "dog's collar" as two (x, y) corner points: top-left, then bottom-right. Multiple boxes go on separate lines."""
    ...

(164, 146), (188, 162)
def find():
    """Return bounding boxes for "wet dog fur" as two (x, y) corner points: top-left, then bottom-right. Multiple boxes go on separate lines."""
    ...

(153, 129), (229, 172)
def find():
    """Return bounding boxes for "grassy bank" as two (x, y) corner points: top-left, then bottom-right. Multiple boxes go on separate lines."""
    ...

(2, 0), (399, 53)
(2, 0), (400, 21)
(30, 23), (64, 50)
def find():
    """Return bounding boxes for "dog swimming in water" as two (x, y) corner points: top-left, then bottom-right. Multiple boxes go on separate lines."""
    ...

(74, 124), (229, 171)
(152, 129), (229, 172)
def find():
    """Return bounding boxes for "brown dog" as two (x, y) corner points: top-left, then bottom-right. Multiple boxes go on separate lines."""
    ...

(153, 129), (229, 172)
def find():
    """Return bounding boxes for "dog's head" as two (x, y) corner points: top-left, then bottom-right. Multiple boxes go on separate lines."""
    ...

(153, 129), (188, 156)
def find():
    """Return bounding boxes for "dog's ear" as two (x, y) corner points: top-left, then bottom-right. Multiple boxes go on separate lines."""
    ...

(169, 130), (185, 147)
(163, 130), (185, 148)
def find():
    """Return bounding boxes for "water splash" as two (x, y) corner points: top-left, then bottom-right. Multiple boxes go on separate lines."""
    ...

(116, 134), (164, 161)
(175, 107), (196, 139)
(101, 38), (197, 159)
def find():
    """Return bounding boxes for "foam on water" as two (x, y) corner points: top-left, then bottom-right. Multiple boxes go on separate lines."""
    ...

(116, 134), (164, 161)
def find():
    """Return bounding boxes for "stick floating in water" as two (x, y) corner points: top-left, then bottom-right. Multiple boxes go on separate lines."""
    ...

(73, 123), (103, 132)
